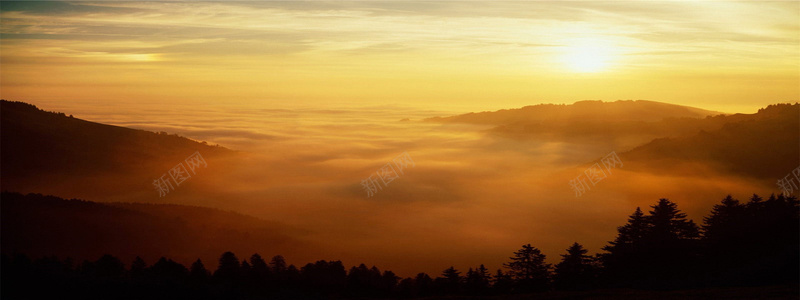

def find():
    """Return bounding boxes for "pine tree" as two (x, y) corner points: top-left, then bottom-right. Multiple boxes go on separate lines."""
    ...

(214, 251), (241, 281)
(414, 272), (434, 296)
(465, 264), (491, 294)
(553, 243), (596, 291)
(604, 207), (648, 252)
(702, 195), (744, 241)
(504, 244), (550, 292)
(248, 253), (271, 282)
(647, 198), (699, 241)
(270, 255), (287, 274)
(493, 269), (513, 294)
(130, 256), (147, 282)
(602, 199), (700, 288)
(189, 259), (210, 283)
(436, 266), (462, 294)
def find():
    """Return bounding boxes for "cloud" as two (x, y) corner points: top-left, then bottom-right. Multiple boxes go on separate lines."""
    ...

(0, 1), (144, 15)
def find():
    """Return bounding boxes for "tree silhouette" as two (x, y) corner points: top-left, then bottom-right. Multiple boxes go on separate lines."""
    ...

(647, 198), (700, 241)
(414, 272), (434, 296)
(702, 195), (745, 241)
(189, 259), (210, 284)
(554, 242), (597, 291)
(301, 260), (347, 296)
(149, 257), (188, 285)
(248, 253), (271, 280)
(465, 264), (491, 294)
(493, 269), (513, 294)
(436, 266), (462, 294)
(702, 194), (799, 286)
(504, 244), (550, 292)
(82, 254), (125, 280)
(269, 255), (287, 274)
(602, 199), (700, 288)
(214, 252), (240, 280)
(346, 264), (385, 297)
(1, 192), (797, 298)
(130, 256), (147, 282)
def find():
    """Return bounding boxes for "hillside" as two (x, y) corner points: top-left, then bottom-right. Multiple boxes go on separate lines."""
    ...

(0, 100), (235, 200)
(621, 103), (800, 179)
(426, 100), (721, 125)
(0, 192), (308, 270)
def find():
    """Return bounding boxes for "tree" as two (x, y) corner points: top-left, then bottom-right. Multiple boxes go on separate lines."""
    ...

(189, 259), (210, 284)
(346, 264), (383, 297)
(82, 254), (125, 280)
(214, 251), (241, 281)
(504, 244), (550, 292)
(300, 260), (347, 296)
(149, 257), (188, 285)
(130, 256), (147, 282)
(249, 253), (270, 280)
(493, 269), (513, 294)
(647, 198), (700, 242)
(702, 195), (745, 241)
(604, 207), (648, 252)
(414, 272), (434, 296)
(465, 264), (491, 294)
(553, 243), (597, 291)
(708, 194), (800, 286)
(600, 207), (648, 285)
(270, 255), (287, 274)
(381, 270), (399, 294)
(435, 266), (462, 294)
(601, 199), (701, 288)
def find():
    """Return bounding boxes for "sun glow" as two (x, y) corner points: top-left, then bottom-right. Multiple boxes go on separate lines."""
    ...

(562, 39), (617, 73)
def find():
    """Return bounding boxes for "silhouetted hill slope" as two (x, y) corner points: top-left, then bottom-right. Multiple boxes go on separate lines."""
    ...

(0, 192), (307, 270)
(1, 100), (234, 200)
(622, 103), (800, 179)
(427, 100), (720, 125)
(1, 100), (231, 175)
(426, 100), (730, 153)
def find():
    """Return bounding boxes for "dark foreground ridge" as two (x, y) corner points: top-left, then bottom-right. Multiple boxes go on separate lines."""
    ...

(2, 192), (797, 299)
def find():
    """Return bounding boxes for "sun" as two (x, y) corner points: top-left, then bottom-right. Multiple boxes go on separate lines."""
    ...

(562, 39), (616, 73)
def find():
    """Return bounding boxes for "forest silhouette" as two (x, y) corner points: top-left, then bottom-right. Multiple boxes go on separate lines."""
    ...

(2, 191), (797, 299)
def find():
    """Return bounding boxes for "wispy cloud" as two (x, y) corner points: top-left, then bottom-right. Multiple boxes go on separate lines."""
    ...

(1, 1), (797, 111)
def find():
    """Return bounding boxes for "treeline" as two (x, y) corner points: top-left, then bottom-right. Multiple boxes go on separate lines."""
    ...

(2, 194), (797, 299)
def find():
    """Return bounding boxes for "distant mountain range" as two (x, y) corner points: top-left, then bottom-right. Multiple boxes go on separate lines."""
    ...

(622, 103), (799, 179)
(427, 100), (799, 180)
(426, 100), (721, 124)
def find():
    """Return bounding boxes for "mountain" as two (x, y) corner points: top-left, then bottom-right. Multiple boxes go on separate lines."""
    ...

(425, 100), (729, 153)
(427, 100), (798, 181)
(0, 192), (309, 270)
(426, 100), (721, 125)
(621, 103), (800, 179)
(1, 100), (234, 201)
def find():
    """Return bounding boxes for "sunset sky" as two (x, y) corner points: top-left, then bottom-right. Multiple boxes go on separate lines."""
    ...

(1, 1), (798, 113)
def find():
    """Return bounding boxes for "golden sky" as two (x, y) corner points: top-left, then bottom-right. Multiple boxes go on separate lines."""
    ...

(1, 1), (799, 112)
